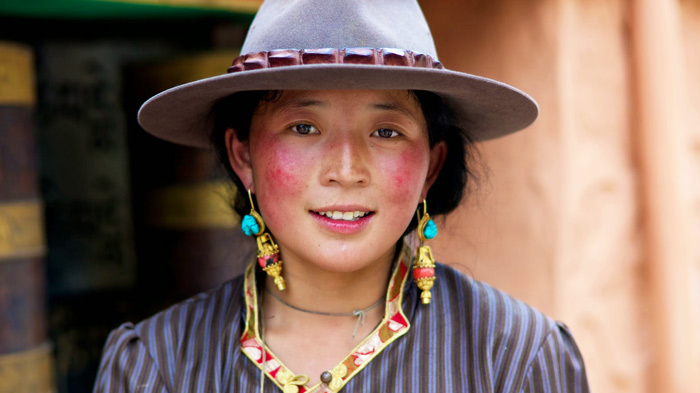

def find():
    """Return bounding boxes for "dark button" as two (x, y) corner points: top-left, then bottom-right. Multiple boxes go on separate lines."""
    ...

(320, 371), (332, 384)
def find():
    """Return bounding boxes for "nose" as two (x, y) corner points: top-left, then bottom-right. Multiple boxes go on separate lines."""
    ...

(321, 133), (370, 187)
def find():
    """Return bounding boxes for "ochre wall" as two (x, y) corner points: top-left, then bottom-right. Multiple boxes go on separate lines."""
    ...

(421, 0), (700, 392)
(682, 0), (700, 386)
(682, 1), (700, 329)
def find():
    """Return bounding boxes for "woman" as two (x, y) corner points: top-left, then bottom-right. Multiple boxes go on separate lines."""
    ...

(95, 0), (589, 392)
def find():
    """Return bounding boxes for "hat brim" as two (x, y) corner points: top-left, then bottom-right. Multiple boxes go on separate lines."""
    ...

(137, 64), (538, 148)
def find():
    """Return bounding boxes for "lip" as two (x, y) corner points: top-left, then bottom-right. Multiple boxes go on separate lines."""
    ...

(310, 207), (374, 235)
(312, 205), (372, 213)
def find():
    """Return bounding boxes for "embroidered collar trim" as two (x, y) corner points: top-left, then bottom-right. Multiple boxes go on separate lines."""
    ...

(240, 243), (413, 393)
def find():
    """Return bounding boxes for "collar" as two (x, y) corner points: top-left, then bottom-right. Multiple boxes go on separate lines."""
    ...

(240, 242), (413, 393)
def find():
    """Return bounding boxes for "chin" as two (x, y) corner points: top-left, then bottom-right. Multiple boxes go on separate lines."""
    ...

(318, 260), (376, 274)
(297, 245), (397, 275)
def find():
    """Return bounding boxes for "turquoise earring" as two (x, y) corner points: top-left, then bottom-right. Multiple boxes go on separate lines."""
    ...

(242, 189), (286, 291)
(413, 199), (436, 304)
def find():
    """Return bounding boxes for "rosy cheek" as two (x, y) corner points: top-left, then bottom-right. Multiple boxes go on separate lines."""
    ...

(381, 147), (430, 203)
(250, 136), (309, 220)
(251, 134), (297, 187)
(264, 147), (299, 190)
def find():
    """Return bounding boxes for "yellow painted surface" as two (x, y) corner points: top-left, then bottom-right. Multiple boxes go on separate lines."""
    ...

(145, 181), (239, 229)
(100, 0), (260, 12)
(0, 42), (35, 106)
(134, 49), (239, 91)
(0, 200), (46, 260)
(0, 343), (55, 393)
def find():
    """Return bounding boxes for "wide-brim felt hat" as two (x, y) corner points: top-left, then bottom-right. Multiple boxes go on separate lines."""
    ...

(138, 0), (538, 148)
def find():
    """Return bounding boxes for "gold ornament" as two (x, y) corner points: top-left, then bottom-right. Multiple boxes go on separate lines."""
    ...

(277, 369), (308, 393)
(323, 363), (347, 392)
(413, 199), (437, 305)
(245, 189), (286, 291)
(256, 233), (286, 290)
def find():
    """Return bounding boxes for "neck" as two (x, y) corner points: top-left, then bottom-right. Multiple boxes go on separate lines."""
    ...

(256, 243), (402, 385)
(264, 244), (397, 314)
(259, 243), (399, 342)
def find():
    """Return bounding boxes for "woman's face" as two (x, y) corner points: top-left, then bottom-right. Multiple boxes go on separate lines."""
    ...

(227, 90), (445, 274)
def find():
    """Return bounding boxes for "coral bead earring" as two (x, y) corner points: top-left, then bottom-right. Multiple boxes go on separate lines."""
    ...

(242, 189), (286, 291)
(413, 199), (437, 304)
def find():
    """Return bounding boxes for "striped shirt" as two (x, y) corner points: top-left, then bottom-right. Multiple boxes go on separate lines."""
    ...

(94, 243), (589, 392)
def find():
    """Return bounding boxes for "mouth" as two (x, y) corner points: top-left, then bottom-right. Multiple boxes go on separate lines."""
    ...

(311, 210), (373, 222)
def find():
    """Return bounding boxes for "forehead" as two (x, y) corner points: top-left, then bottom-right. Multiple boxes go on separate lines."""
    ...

(255, 89), (425, 122)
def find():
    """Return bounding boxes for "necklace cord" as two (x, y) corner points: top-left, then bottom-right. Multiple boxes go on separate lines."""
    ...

(264, 287), (384, 339)
(259, 289), (266, 393)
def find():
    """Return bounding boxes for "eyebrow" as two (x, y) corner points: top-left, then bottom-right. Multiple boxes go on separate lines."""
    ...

(265, 97), (328, 118)
(268, 95), (419, 120)
(370, 102), (417, 119)
(283, 98), (328, 109)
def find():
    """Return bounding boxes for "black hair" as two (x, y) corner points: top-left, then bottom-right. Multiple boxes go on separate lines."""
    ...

(210, 90), (478, 234)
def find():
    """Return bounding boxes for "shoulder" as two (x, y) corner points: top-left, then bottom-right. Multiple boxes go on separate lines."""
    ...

(434, 262), (557, 344)
(432, 264), (589, 392)
(520, 321), (589, 392)
(132, 273), (245, 345)
(93, 275), (246, 392)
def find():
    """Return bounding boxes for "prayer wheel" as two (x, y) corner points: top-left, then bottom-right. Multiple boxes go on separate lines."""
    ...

(126, 51), (255, 303)
(34, 40), (176, 392)
(0, 41), (55, 393)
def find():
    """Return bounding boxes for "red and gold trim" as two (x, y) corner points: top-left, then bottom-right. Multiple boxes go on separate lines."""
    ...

(241, 243), (413, 392)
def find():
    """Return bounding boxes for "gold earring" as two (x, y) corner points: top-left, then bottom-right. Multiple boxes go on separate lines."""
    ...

(413, 199), (436, 304)
(241, 189), (286, 291)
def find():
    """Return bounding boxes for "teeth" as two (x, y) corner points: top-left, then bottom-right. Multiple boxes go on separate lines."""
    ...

(317, 210), (369, 221)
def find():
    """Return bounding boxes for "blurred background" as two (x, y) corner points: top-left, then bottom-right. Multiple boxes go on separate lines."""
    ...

(0, 0), (698, 392)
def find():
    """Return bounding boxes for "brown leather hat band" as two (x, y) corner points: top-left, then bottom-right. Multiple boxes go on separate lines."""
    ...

(227, 48), (443, 74)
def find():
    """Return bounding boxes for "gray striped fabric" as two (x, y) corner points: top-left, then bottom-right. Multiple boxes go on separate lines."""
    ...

(94, 263), (589, 392)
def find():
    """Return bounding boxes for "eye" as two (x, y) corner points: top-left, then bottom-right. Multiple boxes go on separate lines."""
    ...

(373, 128), (399, 138)
(291, 123), (318, 135)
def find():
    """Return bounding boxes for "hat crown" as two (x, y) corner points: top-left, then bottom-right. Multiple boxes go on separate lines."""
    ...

(241, 0), (439, 59)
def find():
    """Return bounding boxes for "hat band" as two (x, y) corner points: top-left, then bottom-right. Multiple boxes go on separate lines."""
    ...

(227, 48), (443, 74)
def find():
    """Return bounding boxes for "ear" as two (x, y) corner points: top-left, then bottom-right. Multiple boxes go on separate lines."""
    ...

(421, 141), (447, 198)
(225, 127), (254, 191)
